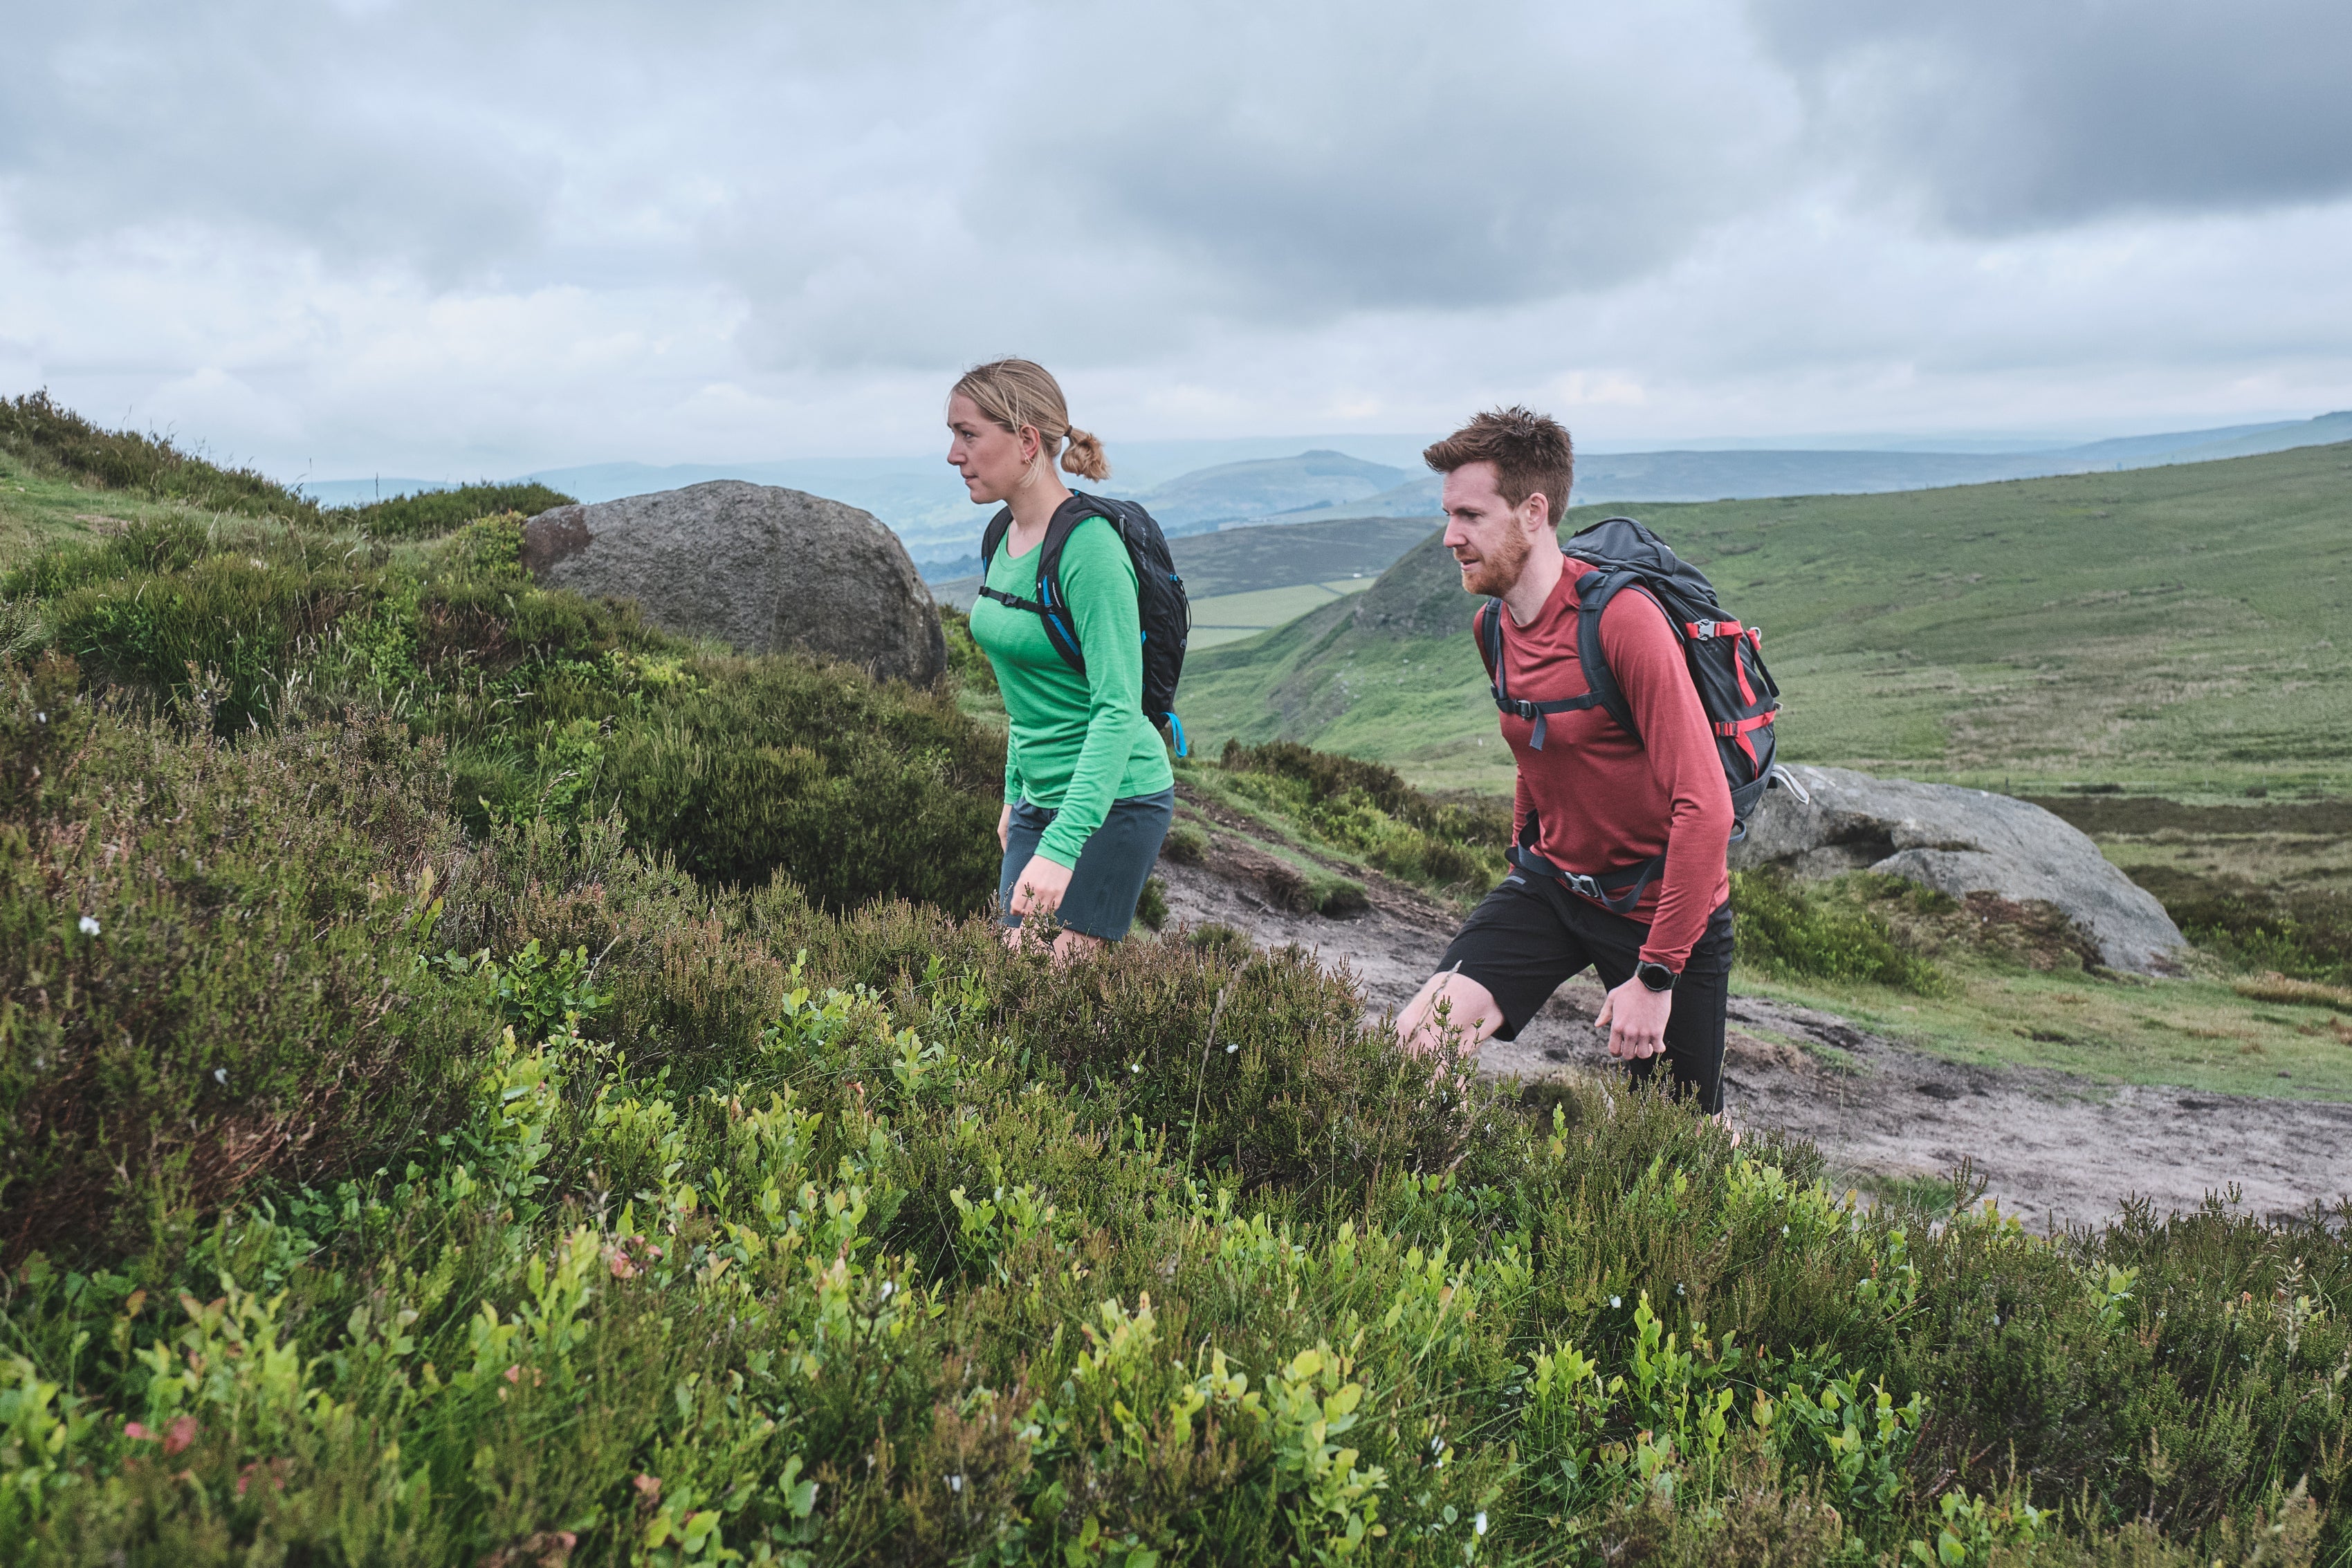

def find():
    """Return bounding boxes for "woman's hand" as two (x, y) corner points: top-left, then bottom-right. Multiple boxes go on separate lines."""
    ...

(1007, 854), (1074, 921)
(998, 802), (1012, 853)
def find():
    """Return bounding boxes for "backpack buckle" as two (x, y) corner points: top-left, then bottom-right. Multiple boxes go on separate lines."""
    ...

(1691, 618), (1717, 640)
(1563, 872), (1601, 900)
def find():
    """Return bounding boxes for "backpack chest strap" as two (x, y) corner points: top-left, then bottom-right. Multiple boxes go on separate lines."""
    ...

(975, 584), (1049, 616)
(1479, 595), (1606, 750)
(1497, 690), (1603, 750)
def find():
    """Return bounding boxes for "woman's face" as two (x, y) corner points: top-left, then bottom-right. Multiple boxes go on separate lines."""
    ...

(946, 393), (1038, 506)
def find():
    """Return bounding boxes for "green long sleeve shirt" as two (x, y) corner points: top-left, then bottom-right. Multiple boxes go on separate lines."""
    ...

(969, 515), (1174, 868)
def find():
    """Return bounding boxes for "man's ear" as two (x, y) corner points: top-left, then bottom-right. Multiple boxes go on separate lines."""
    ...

(1520, 488), (1552, 537)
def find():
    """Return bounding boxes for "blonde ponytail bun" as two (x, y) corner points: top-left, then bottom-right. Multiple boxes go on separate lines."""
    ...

(952, 360), (1109, 481)
(1060, 426), (1110, 483)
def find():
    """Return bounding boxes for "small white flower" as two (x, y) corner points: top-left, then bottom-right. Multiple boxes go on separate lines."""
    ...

(879, 1280), (894, 1298)
(1475, 1511), (1488, 1535)
(1225, 1042), (1238, 1053)
(35, 711), (47, 723)
(77, 914), (100, 937)
(1676, 1283), (1686, 1295)
(213, 1067), (227, 1085)
(1431, 1435), (1444, 1455)
(1781, 1225), (1790, 1235)
(1130, 1062), (1141, 1073)
(948, 1473), (964, 1494)
(1610, 1295), (1622, 1309)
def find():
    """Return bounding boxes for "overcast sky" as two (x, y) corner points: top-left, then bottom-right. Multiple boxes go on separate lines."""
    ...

(2, 0), (2348, 480)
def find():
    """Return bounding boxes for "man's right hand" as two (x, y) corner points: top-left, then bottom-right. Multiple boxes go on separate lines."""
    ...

(998, 802), (1013, 853)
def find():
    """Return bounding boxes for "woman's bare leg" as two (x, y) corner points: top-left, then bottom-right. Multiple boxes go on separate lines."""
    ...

(1051, 928), (1106, 965)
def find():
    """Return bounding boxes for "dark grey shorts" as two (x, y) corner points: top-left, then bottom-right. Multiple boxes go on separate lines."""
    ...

(998, 787), (1176, 941)
(1437, 873), (1736, 1113)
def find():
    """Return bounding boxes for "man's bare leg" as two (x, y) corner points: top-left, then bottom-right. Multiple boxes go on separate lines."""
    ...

(1396, 968), (1509, 1061)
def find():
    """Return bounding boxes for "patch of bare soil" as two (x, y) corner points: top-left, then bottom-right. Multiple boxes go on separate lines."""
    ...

(1154, 856), (2352, 1233)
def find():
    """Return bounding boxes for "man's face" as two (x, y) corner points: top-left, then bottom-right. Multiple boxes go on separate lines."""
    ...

(1440, 461), (1547, 598)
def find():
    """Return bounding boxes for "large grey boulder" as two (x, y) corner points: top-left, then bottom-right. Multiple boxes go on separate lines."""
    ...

(1734, 764), (2185, 975)
(521, 481), (946, 686)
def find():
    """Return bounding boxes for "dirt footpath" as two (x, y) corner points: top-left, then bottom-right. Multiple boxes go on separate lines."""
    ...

(1155, 858), (2352, 1233)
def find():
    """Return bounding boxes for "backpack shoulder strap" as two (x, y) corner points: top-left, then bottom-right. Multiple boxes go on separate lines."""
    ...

(979, 505), (1014, 569)
(1478, 569), (1604, 751)
(1570, 566), (1645, 742)
(1027, 499), (1105, 676)
(1475, 598), (1505, 687)
(973, 504), (1087, 674)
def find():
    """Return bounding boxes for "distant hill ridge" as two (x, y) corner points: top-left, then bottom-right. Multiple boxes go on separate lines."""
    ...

(1174, 438), (2352, 797)
(1262, 412), (2352, 526)
(297, 410), (2351, 571)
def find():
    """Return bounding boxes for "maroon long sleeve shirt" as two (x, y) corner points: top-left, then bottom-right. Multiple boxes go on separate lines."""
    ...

(1483, 558), (1733, 968)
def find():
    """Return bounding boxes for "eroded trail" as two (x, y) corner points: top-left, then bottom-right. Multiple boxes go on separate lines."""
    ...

(1155, 858), (2352, 1233)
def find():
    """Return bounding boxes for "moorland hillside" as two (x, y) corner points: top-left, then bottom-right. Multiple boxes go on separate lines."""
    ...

(0, 395), (2345, 1565)
(1179, 441), (2352, 796)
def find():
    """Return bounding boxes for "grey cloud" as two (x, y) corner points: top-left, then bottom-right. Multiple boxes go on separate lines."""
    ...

(0, 3), (573, 279)
(989, 0), (1790, 313)
(1750, 0), (2352, 232)
(713, 0), (1799, 373)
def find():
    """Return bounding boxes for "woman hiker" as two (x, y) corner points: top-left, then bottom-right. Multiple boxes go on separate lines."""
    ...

(949, 358), (1174, 960)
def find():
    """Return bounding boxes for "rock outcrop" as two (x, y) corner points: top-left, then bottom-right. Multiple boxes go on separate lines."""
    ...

(1733, 765), (2185, 974)
(522, 481), (946, 685)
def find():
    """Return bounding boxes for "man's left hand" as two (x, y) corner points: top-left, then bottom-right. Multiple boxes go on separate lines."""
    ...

(1594, 974), (1672, 1060)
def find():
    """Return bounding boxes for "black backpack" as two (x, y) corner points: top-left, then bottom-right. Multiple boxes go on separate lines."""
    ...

(978, 492), (1192, 755)
(1475, 515), (1798, 910)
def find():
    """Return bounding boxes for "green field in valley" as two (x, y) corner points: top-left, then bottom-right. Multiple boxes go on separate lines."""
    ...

(1179, 441), (2352, 796)
(1188, 577), (1373, 647)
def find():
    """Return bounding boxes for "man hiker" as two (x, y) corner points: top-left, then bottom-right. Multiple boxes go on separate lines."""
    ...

(1395, 407), (1736, 1113)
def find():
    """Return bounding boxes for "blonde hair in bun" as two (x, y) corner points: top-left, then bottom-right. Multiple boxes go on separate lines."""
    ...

(950, 358), (1110, 482)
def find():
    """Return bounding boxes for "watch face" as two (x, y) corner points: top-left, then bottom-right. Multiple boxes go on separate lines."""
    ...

(1637, 962), (1675, 992)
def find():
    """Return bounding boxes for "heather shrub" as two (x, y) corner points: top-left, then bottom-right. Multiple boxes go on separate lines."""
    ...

(1730, 867), (1954, 995)
(0, 656), (497, 1264)
(8, 515), (1007, 914)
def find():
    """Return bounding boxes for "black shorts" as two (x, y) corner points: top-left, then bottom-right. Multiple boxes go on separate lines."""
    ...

(1437, 871), (1735, 1112)
(998, 788), (1175, 942)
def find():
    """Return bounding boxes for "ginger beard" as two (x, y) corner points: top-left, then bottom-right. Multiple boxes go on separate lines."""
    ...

(1455, 517), (1534, 598)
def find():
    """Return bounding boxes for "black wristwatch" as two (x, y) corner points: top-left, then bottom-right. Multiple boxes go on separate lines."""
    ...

(1635, 961), (1678, 993)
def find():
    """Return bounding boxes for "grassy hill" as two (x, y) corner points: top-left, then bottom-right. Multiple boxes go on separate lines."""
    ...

(1181, 441), (2352, 795)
